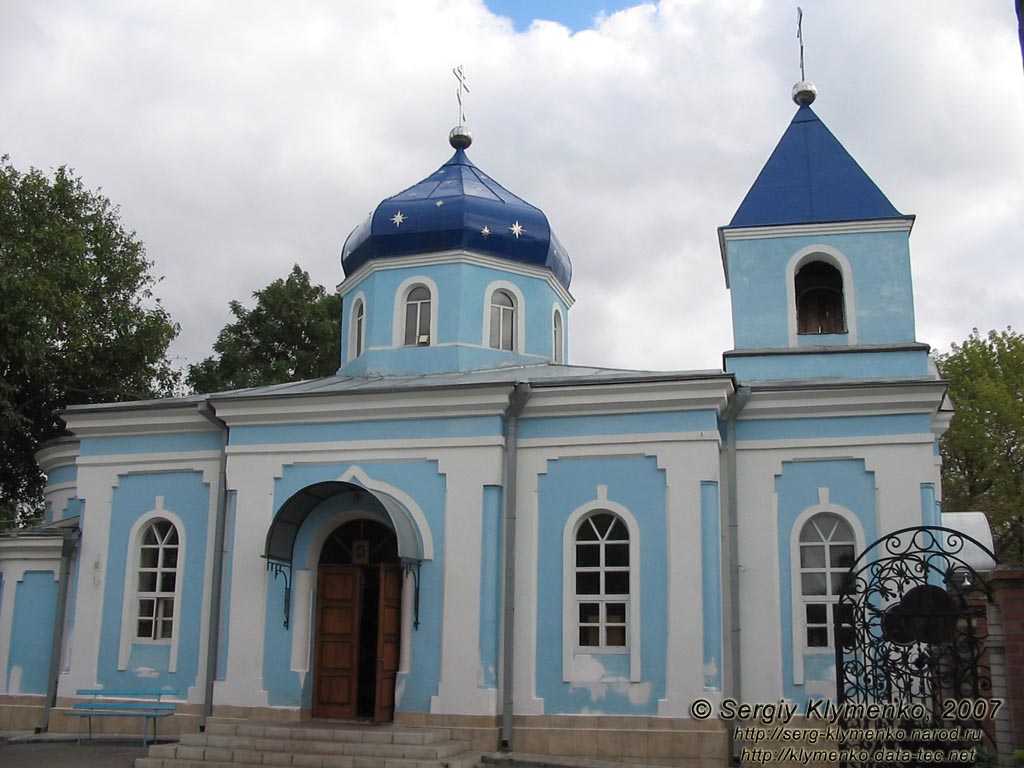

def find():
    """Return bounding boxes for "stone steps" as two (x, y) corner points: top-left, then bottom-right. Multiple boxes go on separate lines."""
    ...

(135, 719), (478, 768)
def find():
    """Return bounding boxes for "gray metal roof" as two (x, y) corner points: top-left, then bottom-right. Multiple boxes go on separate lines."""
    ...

(63, 363), (732, 414)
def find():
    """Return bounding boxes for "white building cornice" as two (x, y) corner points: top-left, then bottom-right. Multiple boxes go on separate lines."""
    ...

(337, 249), (575, 308)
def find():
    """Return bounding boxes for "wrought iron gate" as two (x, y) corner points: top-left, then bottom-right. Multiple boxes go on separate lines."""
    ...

(835, 526), (998, 767)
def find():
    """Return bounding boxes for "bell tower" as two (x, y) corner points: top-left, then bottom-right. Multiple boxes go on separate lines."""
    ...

(718, 83), (929, 382)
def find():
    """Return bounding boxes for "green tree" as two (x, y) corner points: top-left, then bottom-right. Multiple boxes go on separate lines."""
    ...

(1, 156), (179, 527)
(937, 327), (1024, 564)
(187, 265), (341, 393)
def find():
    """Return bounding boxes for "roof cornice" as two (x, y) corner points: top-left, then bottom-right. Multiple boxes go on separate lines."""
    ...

(738, 378), (948, 420)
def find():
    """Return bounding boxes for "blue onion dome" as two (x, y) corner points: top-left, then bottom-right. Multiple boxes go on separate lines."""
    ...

(342, 132), (572, 289)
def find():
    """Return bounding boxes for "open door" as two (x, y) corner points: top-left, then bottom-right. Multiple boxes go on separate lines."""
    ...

(312, 565), (362, 719)
(374, 564), (402, 722)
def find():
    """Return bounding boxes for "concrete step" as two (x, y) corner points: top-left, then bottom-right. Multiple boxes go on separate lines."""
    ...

(138, 761), (481, 765)
(138, 760), (478, 768)
(204, 720), (453, 745)
(135, 719), (478, 768)
(481, 752), (677, 768)
(152, 738), (468, 760)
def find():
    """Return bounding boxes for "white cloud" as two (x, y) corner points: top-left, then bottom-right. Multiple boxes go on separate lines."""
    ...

(2, 0), (1021, 373)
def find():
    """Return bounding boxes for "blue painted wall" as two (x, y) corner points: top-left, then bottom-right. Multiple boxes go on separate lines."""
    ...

(232, 416), (503, 446)
(520, 410), (718, 440)
(98, 471), (211, 691)
(338, 260), (569, 375)
(725, 348), (929, 381)
(7, 571), (58, 694)
(700, 482), (723, 691)
(216, 492), (237, 682)
(535, 455), (667, 714)
(737, 413), (932, 442)
(46, 464), (77, 486)
(479, 485), (503, 690)
(80, 432), (222, 457)
(726, 230), (915, 351)
(262, 460), (446, 712)
(775, 459), (877, 704)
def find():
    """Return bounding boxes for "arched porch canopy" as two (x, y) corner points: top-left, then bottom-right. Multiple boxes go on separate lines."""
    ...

(264, 480), (430, 567)
(263, 478), (432, 630)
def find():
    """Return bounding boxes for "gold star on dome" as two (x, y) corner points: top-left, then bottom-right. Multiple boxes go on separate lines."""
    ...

(481, 226), (491, 237)
(509, 220), (525, 238)
(391, 211), (406, 226)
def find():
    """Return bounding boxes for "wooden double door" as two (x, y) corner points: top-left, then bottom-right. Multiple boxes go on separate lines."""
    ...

(312, 564), (402, 721)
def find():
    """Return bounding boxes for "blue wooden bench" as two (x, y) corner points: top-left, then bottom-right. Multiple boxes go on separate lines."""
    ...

(69, 688), (178, 745)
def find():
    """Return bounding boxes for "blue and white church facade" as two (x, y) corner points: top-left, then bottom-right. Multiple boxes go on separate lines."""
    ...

(0, 89), (962, 763)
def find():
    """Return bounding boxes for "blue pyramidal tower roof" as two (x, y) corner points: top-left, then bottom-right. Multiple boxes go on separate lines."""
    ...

(728, 104), (904, 228)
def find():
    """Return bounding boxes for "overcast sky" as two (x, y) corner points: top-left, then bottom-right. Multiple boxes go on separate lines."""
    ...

(3, 1), (1022, 376)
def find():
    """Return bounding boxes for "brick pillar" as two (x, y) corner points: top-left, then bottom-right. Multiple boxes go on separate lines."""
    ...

(988, 567), (1024, 766)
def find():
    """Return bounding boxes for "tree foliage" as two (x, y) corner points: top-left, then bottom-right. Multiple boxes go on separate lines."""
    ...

(186, 265), (341, 394)
(1, 156), (179, 527)
(937, 327), (1024, 564)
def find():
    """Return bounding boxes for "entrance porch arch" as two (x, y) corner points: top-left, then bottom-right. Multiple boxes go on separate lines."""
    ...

(263, 470), (432, 631)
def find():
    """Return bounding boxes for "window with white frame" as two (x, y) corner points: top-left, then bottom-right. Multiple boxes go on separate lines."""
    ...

(489, 289), (516, 351)
(404, 285), (431, 346)
(799, 513), (855, 648)
(353, 299), (365, 357)
(136, 518), (178, 640)
(575, 512), (630, 649)
(553, 309), (563, 364)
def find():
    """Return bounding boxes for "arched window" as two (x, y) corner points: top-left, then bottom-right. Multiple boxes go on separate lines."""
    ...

(353, 299), (365, 357)
(799, 513), (855, 648)
(489, 290), (516, 351)
(136, 518), (178, 640)
(796, 261), (846, 334)
(404, 285), (431, 346)
(575, 512), (630, 649)
(553, 309), (564, 364)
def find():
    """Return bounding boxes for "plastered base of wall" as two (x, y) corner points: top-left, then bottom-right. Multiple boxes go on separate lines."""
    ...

(510, 715), (729, 767)
(44, 699), (204, 737)
(0, 695), (46, 730)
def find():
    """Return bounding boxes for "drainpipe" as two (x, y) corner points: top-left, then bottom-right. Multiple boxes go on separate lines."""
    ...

(500, 382), (531, 750)
(198, 401), (229, 723)
(38, 527), (79, 733)
(723, 385), (750, 763)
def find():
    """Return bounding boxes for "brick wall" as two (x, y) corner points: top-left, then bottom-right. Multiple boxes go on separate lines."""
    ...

(988, 567), (1024, 766)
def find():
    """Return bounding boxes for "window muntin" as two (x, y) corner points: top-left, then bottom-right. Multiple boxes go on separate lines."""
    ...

(553, 310), (563, 364)
(354, 299), (365, 357)
(489, 290), (516, 351)
(404, 285), (431, 346)
(575, 512), (630, 650)
(136, 518), (178, 641)
(799, 513), (855, 648)
(796, 261), (846, 334)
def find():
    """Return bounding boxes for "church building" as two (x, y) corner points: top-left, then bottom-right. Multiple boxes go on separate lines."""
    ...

(0, 80), (963, 764)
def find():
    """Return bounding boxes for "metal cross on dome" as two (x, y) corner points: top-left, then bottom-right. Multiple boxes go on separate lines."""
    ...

(797, 7), (806, 82)
(453, 65), (470, 126)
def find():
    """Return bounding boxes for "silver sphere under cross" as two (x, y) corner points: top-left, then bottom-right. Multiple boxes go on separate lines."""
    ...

(792, 80), (817, 106)
(449, 125), (473, 150)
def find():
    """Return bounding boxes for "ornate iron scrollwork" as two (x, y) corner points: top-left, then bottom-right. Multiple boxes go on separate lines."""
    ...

(835, 526), (997, 768)
(265, 558), (292, 629)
